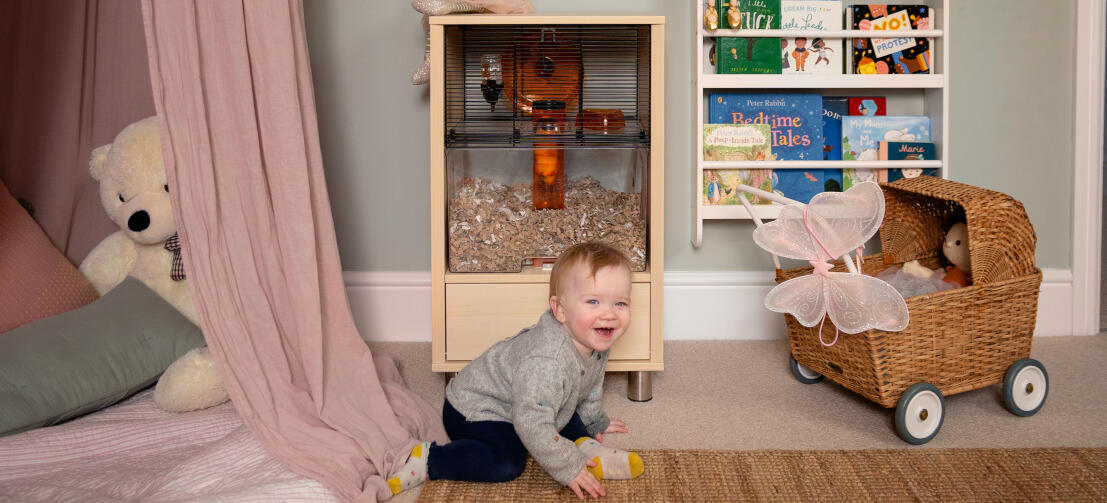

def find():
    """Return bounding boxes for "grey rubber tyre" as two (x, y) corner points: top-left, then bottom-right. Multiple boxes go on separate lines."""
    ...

(789, 354), (824, 384)
(895, 382), (945, 445)
(1004, 358), (1048, 417)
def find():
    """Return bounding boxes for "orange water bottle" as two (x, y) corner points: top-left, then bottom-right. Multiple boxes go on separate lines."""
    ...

(531, 100), (566, 210)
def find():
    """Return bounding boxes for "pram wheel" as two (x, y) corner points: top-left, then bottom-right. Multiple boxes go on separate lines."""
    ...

(895, 382), (945, 445)
(789, 354), (824, 384)
(1003, 358), (1048, 417)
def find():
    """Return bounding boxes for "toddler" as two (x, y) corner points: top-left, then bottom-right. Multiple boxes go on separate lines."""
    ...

(388, 242), (643, 499)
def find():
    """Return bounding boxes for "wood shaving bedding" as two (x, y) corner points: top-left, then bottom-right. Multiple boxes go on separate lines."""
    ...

(448, 176), (647, 272)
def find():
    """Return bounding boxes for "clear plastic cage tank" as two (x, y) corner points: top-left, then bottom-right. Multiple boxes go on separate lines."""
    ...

(443, 24), (653, 273)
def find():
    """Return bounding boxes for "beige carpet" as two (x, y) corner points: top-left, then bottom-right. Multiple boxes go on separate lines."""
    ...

(414, 448), (1107, 502)
(371, 336), (1107, 502)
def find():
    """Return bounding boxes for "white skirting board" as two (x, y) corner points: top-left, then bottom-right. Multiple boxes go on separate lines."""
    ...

(343, 268), (1080, 343)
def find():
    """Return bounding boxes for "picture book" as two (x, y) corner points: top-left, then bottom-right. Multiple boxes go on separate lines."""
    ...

(841, 115), (930, 161)
(849, 4), (932, 75)
(879, 140), (935, 161)
(823, 167), (843, 192)
(880, 140), (938, 183)
(822, 97), (847, 161)
(820, 97), (848, 195)
(841, 166), (885, 190)
(772, 169), (824, 204)
(703, 124), (773, 161)
(716, 0), (781, 74)
(710, 93), (823, 203)
(841, 115), (930, 189)
(887, 167), (938, 183)
(703, 169), (773, 205)
(849, 96), (886, 116)
(709, 93), (823, 160)
(781, 1), (843, 75)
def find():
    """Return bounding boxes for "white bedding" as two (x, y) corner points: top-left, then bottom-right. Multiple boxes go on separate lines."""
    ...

(0, 389), (338, 502)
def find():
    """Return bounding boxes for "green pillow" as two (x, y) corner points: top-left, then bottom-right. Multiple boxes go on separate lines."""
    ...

(0, 277), (205, 436)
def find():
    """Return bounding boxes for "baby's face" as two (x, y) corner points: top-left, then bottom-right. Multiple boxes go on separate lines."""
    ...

(551, 262), (632, 358)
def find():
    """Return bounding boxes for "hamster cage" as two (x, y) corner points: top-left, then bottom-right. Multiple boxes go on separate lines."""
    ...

(428, 15), (664, 399)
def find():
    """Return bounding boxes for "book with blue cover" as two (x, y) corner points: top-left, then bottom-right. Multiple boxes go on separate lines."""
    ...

(772, 169), (824, 203)
(841, 115), (930, 189)
(710, 93), (824, 159)
(710, 92), (824, 203)
(880, 140), (938, 182)
(820, 97), (848, 193)
(879, 140), (935, 161)
(842, 116), (930, 160)
(822, 97), (848, 161)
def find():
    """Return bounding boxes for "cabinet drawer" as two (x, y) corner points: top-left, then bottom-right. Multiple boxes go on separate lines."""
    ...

(445, 283), (650, 361)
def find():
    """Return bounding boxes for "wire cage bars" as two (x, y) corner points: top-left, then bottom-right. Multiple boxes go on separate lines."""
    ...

(443, 24), (651, 149)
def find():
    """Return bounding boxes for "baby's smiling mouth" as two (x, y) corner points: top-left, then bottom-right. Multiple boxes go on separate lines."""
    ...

(595, 327), (614, 337)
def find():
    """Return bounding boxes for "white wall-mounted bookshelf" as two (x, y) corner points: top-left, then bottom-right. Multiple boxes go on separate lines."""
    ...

(692, 1), (949, 246)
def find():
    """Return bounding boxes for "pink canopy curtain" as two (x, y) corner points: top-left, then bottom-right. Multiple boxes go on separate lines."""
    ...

(0, 0), (154, 264)
(141, 1), (446, 501)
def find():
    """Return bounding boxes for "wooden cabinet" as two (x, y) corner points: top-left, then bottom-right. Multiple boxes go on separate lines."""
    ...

(428, 15), (665, 386)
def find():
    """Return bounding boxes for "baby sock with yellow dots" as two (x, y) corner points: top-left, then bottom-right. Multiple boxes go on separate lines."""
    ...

(387, 441), (430, 495)
(574, 437), (644, 480)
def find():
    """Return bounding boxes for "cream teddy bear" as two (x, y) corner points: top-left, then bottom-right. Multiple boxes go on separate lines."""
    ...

(78, 116), (228, 413)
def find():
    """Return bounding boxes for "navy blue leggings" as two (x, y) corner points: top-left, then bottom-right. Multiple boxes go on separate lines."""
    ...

(427, 399), (591, 482)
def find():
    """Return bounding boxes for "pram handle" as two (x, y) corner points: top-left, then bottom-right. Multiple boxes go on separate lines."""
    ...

(734, 184), (861, 274)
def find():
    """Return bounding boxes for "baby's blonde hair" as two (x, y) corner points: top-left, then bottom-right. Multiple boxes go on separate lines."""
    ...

(549, 242), (632, 298)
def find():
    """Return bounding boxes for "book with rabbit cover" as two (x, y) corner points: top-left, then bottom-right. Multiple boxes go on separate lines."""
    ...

(841, 115), (930, 189)
(711, 92), (823, 202)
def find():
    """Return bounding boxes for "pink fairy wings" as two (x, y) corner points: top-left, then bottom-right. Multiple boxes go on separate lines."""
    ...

(753, 182), (909, 336)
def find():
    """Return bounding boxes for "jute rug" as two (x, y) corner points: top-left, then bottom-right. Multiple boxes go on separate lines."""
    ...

(416, 448), (1107, 502)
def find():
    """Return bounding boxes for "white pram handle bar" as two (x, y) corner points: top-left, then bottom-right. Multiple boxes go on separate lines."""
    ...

(733, 184), (861, 274)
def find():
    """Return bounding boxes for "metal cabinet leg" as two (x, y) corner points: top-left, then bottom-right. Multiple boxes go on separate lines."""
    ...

(627, 371), (652, 402)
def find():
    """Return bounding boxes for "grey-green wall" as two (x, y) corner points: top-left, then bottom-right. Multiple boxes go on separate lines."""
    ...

(304, 0), (1074, 272)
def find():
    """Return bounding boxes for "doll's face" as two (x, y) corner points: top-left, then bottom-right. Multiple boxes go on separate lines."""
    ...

(943, 222), (970, 271)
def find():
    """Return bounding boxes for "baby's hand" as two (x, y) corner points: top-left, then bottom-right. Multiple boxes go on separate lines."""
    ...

(568, 461), (605, 500)
(595, 419), (627, 443)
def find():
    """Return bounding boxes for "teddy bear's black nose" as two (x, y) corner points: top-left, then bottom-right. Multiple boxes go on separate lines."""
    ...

(128, 210), (150, 232)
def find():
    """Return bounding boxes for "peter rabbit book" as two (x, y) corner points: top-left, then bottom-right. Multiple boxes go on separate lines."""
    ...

(781, 1), (843, 75)
(703, 124), (773, 161)
(841, 115), (930, 189)
(711, 93), (824, 203)
(716, 0), (782, 74)
(709, 93), (823, 160)
(703, 169), (773, 205)
(849, 5), (932, 74)
(772, 169), (825, 204)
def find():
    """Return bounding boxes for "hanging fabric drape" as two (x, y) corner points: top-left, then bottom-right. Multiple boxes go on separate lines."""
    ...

(141, 1), (447, 501)
(0, 0), (154, 264)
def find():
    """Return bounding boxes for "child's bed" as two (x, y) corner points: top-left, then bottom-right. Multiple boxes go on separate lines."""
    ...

(0, 389), (337, 501)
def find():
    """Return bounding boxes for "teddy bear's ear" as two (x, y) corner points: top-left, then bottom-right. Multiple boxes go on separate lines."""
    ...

(89, 144), (111, 180)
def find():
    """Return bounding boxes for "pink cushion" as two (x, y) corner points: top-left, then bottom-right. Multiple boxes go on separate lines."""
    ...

(0, 179), (99, 333)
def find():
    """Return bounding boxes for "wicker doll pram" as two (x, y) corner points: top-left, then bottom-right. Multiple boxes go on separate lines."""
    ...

(762, 176), (1046, 444)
